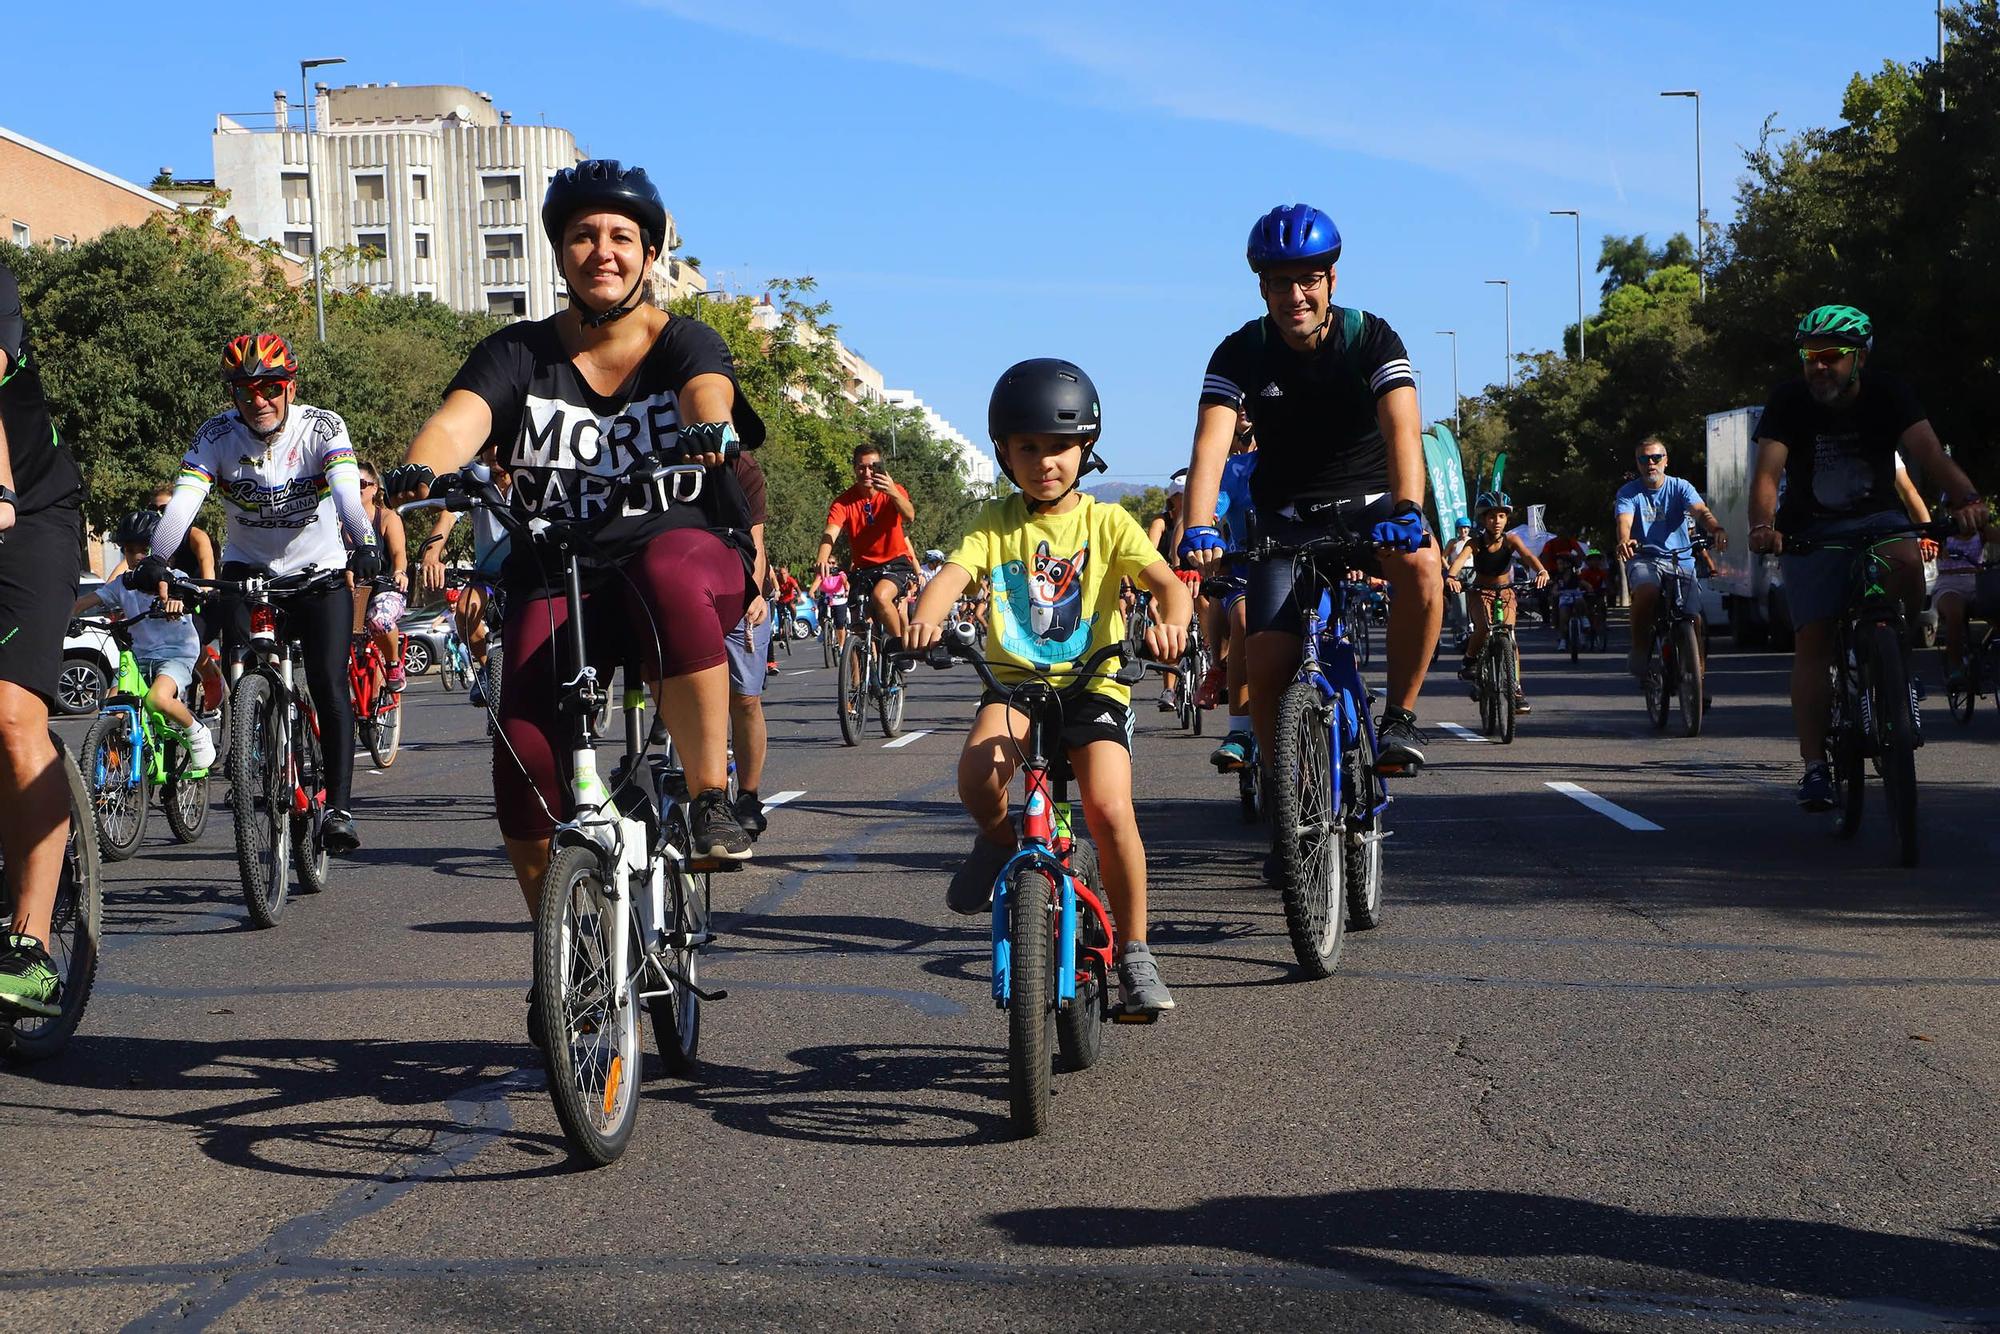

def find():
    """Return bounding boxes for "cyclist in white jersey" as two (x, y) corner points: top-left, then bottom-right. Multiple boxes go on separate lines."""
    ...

(143, 334), (381, 853)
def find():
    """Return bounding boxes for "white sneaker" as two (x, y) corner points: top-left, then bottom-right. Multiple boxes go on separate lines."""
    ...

(185, 722), (217, 770)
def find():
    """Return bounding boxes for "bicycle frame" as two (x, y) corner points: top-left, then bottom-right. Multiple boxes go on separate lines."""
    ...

(1294, 557), (1390, 827)
(990, 693), (1116, 1013)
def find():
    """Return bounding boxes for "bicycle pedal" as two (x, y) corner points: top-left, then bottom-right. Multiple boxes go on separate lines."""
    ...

(1111, 1006), (1161, 1025)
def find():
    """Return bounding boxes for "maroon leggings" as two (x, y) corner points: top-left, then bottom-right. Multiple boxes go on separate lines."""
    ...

(494, 526), (749, 839)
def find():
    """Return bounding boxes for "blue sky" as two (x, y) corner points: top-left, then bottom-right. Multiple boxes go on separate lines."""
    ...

(8, 2), (1945, 483)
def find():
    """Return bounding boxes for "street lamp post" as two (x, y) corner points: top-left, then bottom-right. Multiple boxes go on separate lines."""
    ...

(300, 56), (347, 342)
(1660, 90), (1705, 298)
(1435, 330), (1460, 438)
(1484, 279), (1513, 389)
(1549, 210), (1586, 362)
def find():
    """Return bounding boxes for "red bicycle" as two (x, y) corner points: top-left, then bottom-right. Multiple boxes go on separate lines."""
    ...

(350, 630), (402, 769)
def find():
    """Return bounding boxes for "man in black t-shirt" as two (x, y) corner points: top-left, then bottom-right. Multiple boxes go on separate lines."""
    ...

(1178, 205), (1441, 781)
(1748, 304), (1986, 811)
(0, 260), (87, 1022)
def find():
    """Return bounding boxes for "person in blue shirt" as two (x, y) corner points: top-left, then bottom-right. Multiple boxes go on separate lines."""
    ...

(1205, 420), (1259, 770)
(1613, 437), (1726, 678)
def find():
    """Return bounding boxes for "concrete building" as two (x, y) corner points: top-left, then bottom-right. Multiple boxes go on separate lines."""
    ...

(2, 125), (194, 251)
(884, 388), (996, 490)
(203, 83), (702, 321)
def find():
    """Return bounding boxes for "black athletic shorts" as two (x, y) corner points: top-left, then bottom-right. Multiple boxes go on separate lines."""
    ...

(1246, 495), (1431, 637)
(855, 556), (918, 600)
(0, 502), (83, 705)
(979, 687), (1133, 753)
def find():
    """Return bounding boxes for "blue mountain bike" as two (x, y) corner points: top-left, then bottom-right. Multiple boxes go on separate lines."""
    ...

(1253, 516), (1392, 978)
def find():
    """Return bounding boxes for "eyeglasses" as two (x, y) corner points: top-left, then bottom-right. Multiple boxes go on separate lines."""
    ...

(233, 379), (289, 402)
(1640, 453), (1667, 464)
(1261, 270), (1330, 295)
(360, 480), (378, 491)
(1798, 346), (1862, 367)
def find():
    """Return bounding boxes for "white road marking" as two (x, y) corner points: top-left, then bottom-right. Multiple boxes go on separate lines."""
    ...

(761, 790), (806, 812)
(882, 730), (932, 750)
(1545, 781), (1663, 832)
(1437, 722), (1490, 742)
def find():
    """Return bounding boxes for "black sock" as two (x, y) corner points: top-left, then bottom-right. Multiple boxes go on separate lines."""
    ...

(1383, 704), (1416, 726)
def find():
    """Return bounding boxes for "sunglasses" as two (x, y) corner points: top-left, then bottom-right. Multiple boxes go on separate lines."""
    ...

(1799, 346), (1862, 367)
(233, 379), (289, 402)
(360, 480), (378, 491)
(1640, 453), (1667, 464)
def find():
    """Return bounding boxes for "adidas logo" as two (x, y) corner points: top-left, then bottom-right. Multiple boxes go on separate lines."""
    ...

(1259, 383), (1285, 398)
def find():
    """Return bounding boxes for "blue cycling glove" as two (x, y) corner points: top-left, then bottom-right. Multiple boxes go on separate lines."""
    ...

(1178, 525), (1226, 562)
(1371, 501), (1427, 552)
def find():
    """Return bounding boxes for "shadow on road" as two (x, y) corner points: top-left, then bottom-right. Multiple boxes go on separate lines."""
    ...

(0, 1034), (569, 1183)
(989, 1187), (2000, 1326)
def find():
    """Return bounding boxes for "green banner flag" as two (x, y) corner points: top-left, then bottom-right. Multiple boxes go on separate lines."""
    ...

(1423, 424), (1471, 539)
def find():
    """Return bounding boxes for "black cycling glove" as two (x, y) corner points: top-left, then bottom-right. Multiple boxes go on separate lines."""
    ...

(382, 463), (435, 498)
(348, 543), (385, 581)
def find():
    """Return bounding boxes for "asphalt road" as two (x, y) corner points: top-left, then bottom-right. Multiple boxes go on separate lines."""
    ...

(6, 617), (2000, 1333)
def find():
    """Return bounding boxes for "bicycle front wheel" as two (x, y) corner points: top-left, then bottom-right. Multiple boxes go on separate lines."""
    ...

(1344, 721), (1385, 932)
(878, 653), (906, 738)
(228, 673), (290, 928)
(1677, 621), (1705, 737)
(291, 696), (331, 896)
(163, 734), (211, 845)
(836, 638), (866, 747)
(1272, 681), (1344, 978)
(1866, 623), (1920, 867)
(1055, 840), (1108, 1073)
(367, 693), (402, 768)
(1, 733), (102, 1062)
(82, 712), (148, 862)
(1006, 862), (1057, 1137)
(1644, 640), (1671, 730)
(1496, 640), (1518, 745)
(538, 843), (641, 1165)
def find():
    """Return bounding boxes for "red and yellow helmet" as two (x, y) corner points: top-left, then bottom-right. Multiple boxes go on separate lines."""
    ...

(220, 333), (298, 384)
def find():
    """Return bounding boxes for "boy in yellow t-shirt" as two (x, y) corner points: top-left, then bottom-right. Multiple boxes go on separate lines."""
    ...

(907, 358), (1192, 1016)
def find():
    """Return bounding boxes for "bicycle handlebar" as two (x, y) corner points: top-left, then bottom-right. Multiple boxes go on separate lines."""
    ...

(893, 623), (1175, 696)
(396, 452), (725, 547)
(1778, 517), (1956, 557)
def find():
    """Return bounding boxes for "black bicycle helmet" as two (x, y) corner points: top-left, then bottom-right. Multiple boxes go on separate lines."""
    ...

(541, 160), (668, 253)
(113, 509), (161, 548)
(987, 358), (1105, 508)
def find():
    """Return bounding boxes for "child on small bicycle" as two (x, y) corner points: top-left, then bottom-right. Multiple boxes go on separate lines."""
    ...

(77, 511), (216, 769)
(906, 359), (1191, 1017)
(1444, 491), (1547, 714)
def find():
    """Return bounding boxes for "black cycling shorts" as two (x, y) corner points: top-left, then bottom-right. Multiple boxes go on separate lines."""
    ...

(0, 502), (83, 705)
(1246, 497), (1430, 637)
(979, 688), (1133, 754)
(855, 557), (918, 600)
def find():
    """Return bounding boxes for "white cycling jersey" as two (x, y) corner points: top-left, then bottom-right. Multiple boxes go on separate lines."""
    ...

(155, 403), (374, 577)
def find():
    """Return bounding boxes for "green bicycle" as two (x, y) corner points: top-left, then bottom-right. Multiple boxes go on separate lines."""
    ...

(71, 609), (226, 860)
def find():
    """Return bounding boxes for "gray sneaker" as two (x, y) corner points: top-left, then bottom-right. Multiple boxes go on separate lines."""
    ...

(947, 835), (1014, 916)
(1117, 940), (1175, 1016)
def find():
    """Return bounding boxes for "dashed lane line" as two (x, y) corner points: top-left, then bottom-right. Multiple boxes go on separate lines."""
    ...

(1545, 780), (1663, 832)
(761, 789), (806, 812)
(881, 730), (933, 750)
(1437, 722), (1490, 742)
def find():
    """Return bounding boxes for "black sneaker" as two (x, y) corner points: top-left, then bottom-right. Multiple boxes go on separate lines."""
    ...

(690, 788), (753, 861)
(1796, 762), (1834, 812)
(321, 809), (360, 855)
(1375, 711), (1427, 775)
(732, 788), (769, 839)
(947, 835), (1014, 915)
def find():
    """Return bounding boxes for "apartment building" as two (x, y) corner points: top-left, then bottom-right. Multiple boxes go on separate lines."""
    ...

(204, 83), (703, 322)
(2, 125), (195, 252)
(884, 389), (997, 489)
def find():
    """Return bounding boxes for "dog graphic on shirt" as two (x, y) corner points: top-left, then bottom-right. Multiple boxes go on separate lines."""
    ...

(1027, 540), (1088, 642)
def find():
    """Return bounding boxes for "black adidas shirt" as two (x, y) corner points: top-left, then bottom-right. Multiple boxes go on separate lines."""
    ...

(1755, 372), (1926, 533)
(0, 263), (83, 516)
(447, 313), (766, 585)
(1199, 308), (1415, 513)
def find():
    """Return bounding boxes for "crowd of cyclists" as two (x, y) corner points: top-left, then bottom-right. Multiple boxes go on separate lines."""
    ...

(1, 168), (1992, 1060)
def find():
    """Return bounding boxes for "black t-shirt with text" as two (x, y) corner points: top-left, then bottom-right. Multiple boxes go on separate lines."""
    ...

(0, 263), (84, 515)
(447, 314), (766, 586)
(1756, 372), (1925, 533)
(1198, 307), (1416, 514)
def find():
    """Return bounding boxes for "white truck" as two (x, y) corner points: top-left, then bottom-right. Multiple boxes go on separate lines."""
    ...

(1704, 406), (1792, 649)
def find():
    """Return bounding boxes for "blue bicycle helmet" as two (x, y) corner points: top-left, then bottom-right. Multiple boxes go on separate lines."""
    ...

(1474, 489), (1512, 516)
(1246, 204), (1343, 273)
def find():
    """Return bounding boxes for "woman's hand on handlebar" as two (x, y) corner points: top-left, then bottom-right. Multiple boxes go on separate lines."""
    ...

(904, 620), (945, 653)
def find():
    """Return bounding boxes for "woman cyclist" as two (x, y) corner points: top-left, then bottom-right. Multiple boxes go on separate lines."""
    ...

(1444, 491), (1547, 714)
(813, 565), (853, 652)
(388, 159), (766, 920)
(351, 460), (410, 693)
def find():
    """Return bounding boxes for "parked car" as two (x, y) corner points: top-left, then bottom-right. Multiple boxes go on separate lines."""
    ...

(398, 605), (456, 677)
(58, 575), (118, 716)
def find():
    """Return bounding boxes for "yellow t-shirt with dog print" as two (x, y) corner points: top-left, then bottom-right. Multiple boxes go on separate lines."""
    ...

(947, 493), (1161, 707)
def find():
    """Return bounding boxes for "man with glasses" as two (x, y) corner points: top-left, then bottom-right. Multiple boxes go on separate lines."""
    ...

(1747, 304), (1985, 811)
(1179, 203), (1441, 782)
(144, 334), (381, 853)
(817, 442), (919, 650)
(1615, 437), (1725, 679)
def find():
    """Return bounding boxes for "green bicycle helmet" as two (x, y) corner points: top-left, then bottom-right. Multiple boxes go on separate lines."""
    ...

(1795, 304), (1874, 350)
